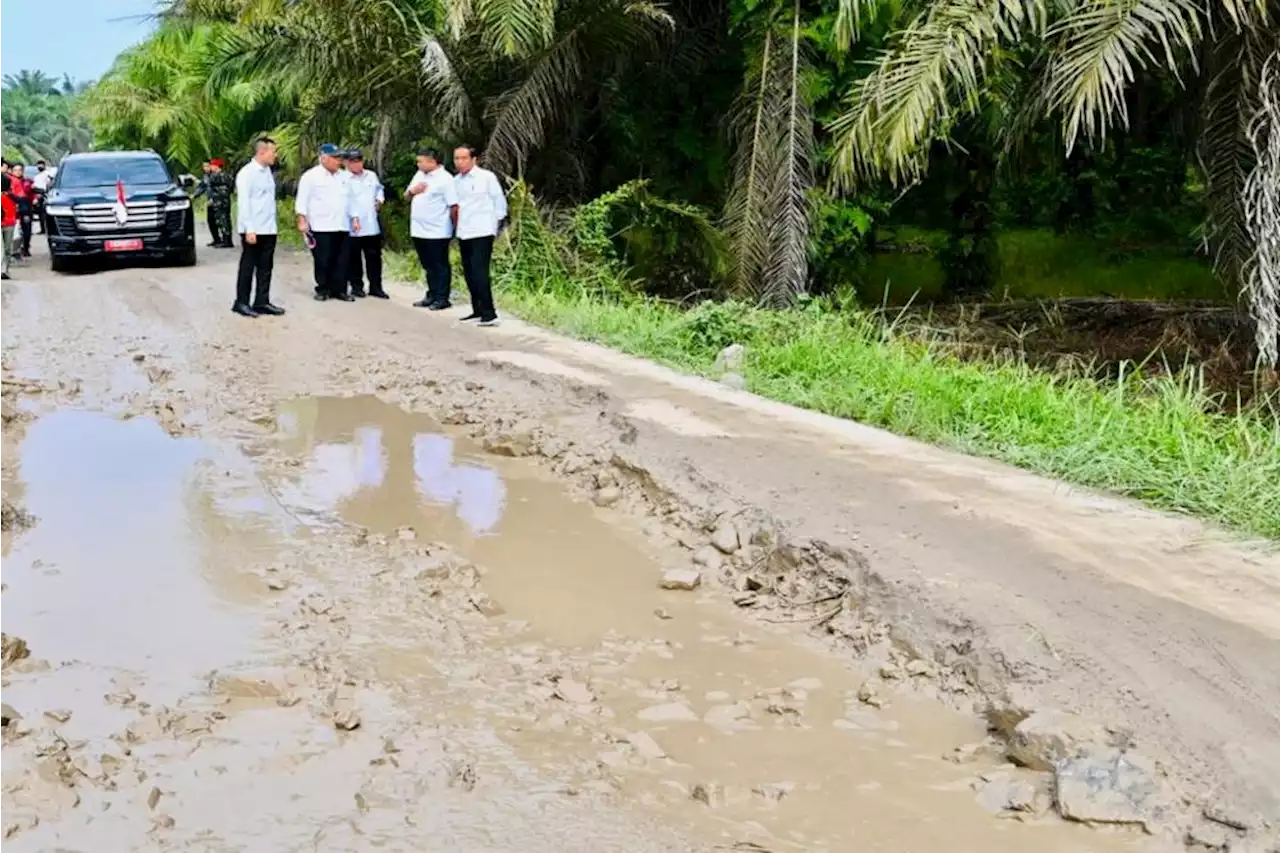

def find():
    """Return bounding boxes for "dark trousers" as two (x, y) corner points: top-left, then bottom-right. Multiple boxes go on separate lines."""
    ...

(235, 233), (277, 307)
(413, 237), (452, 305)
(311, 231), (349, 297)
(206, 205), (222, 244)
(18, 211), (33, 256)
(459, 235), (497, 319)
(347, 234), (384, 294)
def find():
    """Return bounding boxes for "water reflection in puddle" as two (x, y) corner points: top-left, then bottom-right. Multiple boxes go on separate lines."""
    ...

(4, 411), (271, 706)
(275, 398), (506, 536)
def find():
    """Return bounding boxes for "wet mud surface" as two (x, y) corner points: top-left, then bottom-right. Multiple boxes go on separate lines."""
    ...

(2, 247), (1276, 851)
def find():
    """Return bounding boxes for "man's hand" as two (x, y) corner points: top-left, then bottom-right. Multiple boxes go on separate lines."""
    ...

(407, 182), (426, 196)
(352, 218), (362, 234)
(245, 231), (257, 245)
(296, 215), (309, 233)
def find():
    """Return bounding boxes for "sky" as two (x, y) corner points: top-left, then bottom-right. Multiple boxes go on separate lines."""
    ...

(2, 0), (156, 84)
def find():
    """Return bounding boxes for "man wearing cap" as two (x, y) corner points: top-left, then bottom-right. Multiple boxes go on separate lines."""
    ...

(406, 147), (458, 310)
(452, 145), (507, 326)
(297, 143), (358, 302)
(343, 149), (388, 299)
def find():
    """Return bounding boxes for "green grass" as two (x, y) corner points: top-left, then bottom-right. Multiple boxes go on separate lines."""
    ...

(862, 228), (1222, 304)
(495, 285), (1279, 541)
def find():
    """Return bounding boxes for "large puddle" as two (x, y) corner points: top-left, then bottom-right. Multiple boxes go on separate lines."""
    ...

(3, 412), (275, 713)
(269, 396), (1151, 853)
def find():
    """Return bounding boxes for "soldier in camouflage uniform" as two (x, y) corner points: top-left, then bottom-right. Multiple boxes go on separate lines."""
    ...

(206, 159), (235, 248)
(194, 159), (235, 247)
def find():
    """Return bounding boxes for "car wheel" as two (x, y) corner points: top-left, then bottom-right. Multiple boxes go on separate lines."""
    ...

(50, 254), (74, 273)
(172, 247), (197, 267)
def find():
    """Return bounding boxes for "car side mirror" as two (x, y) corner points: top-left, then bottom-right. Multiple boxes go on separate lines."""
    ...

(178, 174), (196, 189)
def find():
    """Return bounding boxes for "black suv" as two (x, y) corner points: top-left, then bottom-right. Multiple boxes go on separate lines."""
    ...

(44, 150), (196, 272)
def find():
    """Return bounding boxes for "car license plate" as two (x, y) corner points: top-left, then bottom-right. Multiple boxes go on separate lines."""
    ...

(104, 239), (144, 252)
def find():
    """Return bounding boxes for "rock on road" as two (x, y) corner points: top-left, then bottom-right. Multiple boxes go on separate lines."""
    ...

(2, 243), (1278, 850)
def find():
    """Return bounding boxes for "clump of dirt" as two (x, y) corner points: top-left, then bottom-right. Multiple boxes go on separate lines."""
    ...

(1, 497), (35, 533)
(2, 633), (31, 667)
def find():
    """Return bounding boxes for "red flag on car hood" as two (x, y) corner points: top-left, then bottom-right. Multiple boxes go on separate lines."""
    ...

(113, 178), (128, 225)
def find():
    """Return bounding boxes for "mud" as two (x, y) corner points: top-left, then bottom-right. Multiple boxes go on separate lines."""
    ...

(2, 245), (1277, 851)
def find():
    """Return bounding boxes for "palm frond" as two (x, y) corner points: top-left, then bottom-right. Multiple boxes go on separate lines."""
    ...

(1043, 0), (1202, 151)
(484, 0), (672, 174)
(421, 33), (479, 137)
(1198, 17), (1272, 292)
(764, 0), (814, 306)
(723, 0), (815, 305)
(723, 26), (778, 294)
(476, 0), (557, 57)
(828, 0), (1042, 190)
(832, 0), (894, 50)
(1240, 49), (1280, 368)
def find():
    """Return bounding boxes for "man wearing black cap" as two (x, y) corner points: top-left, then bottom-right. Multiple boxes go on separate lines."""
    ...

(343, 149), (388, 299)
(296, 143), (358, 301)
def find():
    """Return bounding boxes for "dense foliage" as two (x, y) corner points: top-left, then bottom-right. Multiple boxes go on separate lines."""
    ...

(77, 0), (1278, 366)
(1, 71), (94, 163)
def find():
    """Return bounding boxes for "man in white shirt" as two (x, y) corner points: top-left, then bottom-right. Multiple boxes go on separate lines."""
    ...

(297, 143), (359, 302)
(342, 149), (388, 299)
(233, 137), (285, 318)
(405, 147), (458, 310)
(31, 160), (53, 233)
(452, 145), (508, 326)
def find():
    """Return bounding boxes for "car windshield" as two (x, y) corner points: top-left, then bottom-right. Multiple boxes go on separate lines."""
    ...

(57, 157), (171, 189)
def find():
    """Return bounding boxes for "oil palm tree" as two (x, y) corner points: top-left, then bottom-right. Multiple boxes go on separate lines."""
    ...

(87, 17), (302, 169)
(2, 70), (62, 98)
(828, 0), (1279, 368)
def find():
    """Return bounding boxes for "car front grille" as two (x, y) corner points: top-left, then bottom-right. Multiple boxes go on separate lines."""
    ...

(73, 201), (164, 232)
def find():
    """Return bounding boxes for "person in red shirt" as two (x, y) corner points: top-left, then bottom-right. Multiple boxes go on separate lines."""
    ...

(2, 175), (17, 279)
(9, 164), (35, 258)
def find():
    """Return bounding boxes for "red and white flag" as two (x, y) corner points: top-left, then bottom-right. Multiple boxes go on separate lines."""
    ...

(113, 178), (128, 226)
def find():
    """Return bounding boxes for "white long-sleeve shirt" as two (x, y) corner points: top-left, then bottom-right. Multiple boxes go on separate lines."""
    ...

(407, 166), (458, 240)
(453, 166), (507, 240)
(295, 164), (352, 233)
(235, 160), (278, 235)
(345, 169), (384, 237)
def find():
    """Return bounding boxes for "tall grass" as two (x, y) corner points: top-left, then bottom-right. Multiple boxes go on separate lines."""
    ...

(485, 188), (1280, 540)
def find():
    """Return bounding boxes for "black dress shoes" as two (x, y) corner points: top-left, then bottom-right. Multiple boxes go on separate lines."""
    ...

(231, 302), (258, 318)
(253, 303), (286, 316)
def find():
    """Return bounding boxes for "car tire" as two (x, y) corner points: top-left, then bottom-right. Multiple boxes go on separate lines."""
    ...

(172, 247), (197, 267)
(50, 254), (74, 273)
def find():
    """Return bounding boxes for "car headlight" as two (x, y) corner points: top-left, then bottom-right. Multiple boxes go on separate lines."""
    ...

(164, 199), (191, 211)
(45, 205), (73, 217)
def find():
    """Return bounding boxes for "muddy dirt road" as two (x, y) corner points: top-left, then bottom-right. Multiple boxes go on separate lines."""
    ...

(2, 245), (1278, 852)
